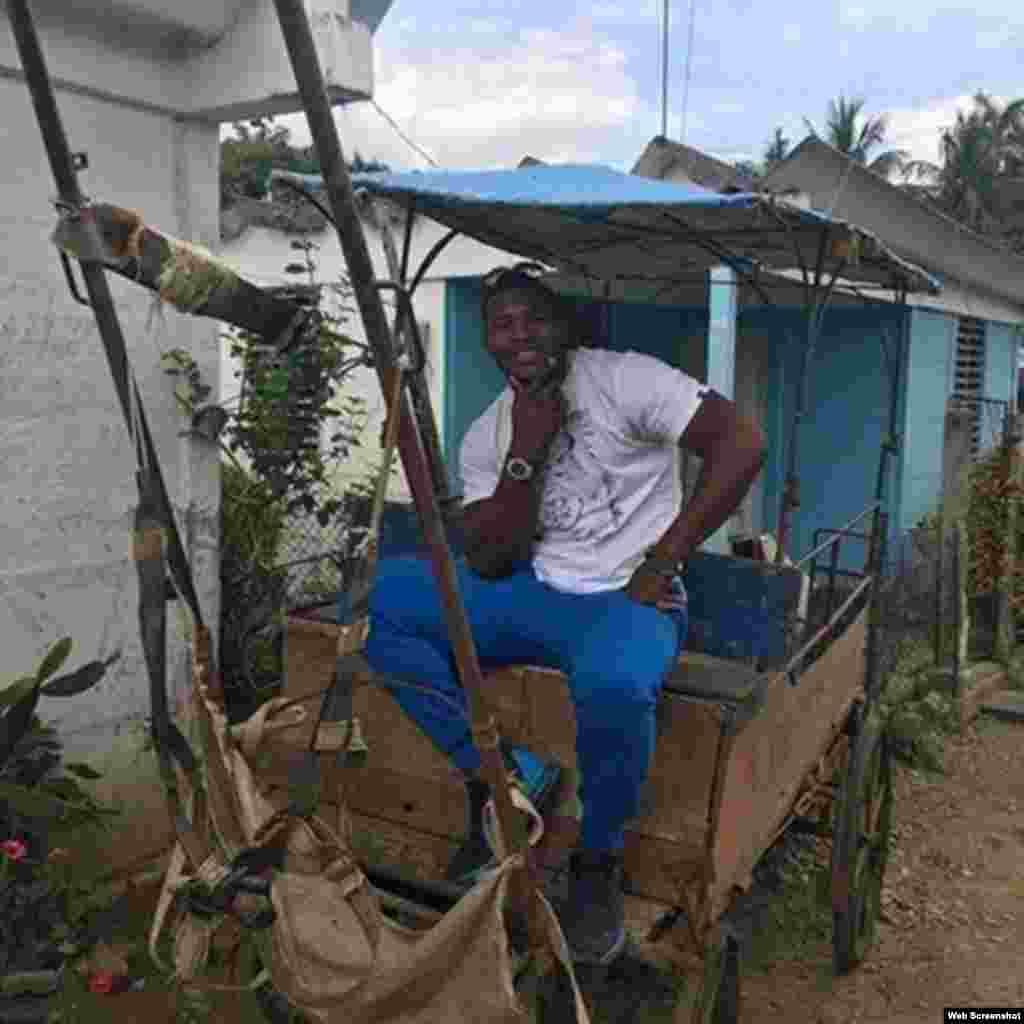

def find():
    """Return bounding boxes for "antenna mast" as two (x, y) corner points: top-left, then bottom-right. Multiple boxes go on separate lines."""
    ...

(660, 0), (669, 138)
(680, 0), (697, 142)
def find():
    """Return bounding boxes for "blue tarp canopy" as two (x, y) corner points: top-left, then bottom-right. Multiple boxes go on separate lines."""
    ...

(314, 162), (939, 296)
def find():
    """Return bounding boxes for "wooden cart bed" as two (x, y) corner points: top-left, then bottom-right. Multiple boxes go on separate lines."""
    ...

(282, 546), (868, 919)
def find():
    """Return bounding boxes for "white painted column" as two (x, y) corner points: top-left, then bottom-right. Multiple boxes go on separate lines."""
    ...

(704, 264), (738, 554)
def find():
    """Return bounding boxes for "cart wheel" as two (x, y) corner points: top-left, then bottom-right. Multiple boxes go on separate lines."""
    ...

(693, 927), (741, 1024)
(830, 703), (894, 975)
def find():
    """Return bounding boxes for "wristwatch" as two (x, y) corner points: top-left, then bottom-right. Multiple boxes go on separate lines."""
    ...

(642, 549), (686, 578)
(503, 455), (538, 482)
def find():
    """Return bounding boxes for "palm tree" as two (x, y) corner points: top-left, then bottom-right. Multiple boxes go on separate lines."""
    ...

(763, 127), (791, 170)
(805, 95), (909, 178)
(904, 92), (1024, 234)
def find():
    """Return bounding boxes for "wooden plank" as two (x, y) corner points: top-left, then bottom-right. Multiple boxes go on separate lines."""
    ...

(287, 619), (724, 902)
(505, 666), (718, 847)
(706, 609), (867, 920)
(350, 809), (702, 906)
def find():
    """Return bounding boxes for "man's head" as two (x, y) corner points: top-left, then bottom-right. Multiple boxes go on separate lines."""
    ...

(481, 266), (575, 389)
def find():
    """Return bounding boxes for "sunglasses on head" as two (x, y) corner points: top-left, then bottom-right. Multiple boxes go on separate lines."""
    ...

(481, 263), (575, 332)
(481, 262), (554, 303)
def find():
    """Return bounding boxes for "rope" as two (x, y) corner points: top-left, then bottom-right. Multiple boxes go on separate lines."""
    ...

(195, 854), (231, 889)
(470, 717), (501, 751)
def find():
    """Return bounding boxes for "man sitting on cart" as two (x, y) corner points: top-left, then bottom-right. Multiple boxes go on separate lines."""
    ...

(366, 265), (766, 965)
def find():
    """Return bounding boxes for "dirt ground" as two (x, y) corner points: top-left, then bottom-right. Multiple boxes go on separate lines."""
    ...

(740, 713), (1024, 1024)
(49, 713), (1023, 1024)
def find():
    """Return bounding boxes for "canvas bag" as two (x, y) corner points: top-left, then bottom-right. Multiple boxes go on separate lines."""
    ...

(153, 664), (591, 1024)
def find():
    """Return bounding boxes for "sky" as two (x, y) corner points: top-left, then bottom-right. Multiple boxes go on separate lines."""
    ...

(262, 0), (1024, 175)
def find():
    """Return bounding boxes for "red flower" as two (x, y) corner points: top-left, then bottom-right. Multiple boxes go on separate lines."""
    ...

(88, 971), (115, 995)
(88, 971), (130, 995)
(1, 839), (27, 862)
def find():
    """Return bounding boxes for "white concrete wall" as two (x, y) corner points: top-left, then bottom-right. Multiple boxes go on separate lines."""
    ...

(5, 0), (384, 121)
(0, 75), (222, 754)
(0, 0), (387, 751)
(0, 0), (393, 874)
(219, 215), (516, 501)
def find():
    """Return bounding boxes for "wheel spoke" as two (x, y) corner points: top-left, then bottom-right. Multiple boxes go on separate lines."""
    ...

(831, 711), (894, 975)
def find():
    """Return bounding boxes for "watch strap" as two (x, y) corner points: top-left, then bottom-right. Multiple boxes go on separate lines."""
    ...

(642, 550), (685, 577)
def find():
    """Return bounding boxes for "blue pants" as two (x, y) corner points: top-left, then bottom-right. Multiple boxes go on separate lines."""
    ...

(363, 555), (687, 853)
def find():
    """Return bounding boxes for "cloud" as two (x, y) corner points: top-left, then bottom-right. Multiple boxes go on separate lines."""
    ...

(781, 24), (802, 44)
(886, 94), (993, 165)
(313, 21), (660, 171)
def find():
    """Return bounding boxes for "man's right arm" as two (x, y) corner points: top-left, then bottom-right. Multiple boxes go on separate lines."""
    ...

(459, 469), (545, 579)
(458, 382), (564, 579)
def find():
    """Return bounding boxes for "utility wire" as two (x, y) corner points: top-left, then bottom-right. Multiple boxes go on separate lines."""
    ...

(370, 99), (439, 168)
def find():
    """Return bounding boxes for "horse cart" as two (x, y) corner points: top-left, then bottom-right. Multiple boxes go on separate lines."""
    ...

(9, 0), (938, 1019)
(278, 163), (923, 1018)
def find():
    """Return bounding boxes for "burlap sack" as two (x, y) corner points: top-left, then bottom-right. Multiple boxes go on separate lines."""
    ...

(154, 676), (590, 1024)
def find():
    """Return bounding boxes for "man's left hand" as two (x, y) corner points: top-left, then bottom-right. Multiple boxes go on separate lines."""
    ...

(625, 564), (677, 611)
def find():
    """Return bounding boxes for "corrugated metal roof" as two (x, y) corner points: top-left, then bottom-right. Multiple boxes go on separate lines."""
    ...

(631, 136), (756, 193)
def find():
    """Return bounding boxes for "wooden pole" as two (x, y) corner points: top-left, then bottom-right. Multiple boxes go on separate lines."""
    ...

(270, 0), (546, 952)
(996, 418), (1023, 664)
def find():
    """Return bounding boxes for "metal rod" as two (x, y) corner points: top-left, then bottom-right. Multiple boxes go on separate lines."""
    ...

(862, 305), (905, 705)
(825, 530), (842, 624)
(794, 503), (879, 568)
(781, 573), (874, 679)
(680, 0), (697, 143)
(934, 514), (944, 668)
(775, 327), (808, 559)
(400, 198), (415, 285)
(660, 0), (669, 138)
(775, 228), (837, 562)
(409, 228), (460, 298)
(270, 0), (540, 936)
(373, 214), (453, 507)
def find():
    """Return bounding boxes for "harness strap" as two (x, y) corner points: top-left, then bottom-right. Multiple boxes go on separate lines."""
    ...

(288, 359), (404, 818)
(134, 481), (210, 871)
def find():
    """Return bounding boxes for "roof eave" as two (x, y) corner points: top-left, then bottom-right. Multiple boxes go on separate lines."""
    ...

(763, 137), (1024, 312)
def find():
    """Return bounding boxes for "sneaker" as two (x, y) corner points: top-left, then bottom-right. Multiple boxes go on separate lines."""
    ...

(554, 851), (627, 966)
(445, 746), (562, 887)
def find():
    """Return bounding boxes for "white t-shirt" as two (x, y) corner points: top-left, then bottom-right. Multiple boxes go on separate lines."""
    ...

(459, 347), (708, 594)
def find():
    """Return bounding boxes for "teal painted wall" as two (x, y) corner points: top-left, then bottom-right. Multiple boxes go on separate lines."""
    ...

(443, 279), (507, 491)
(900, 310), (954, 532)
(741, 306), (906, 566)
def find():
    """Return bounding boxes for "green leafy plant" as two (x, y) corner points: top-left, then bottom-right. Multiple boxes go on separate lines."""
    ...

(223, 315), (369, 525)
(218, 459), (290, 709)
(159, 232), (380, 713)
(0, 639), (121, 1014)
(878, 639), (958, 772)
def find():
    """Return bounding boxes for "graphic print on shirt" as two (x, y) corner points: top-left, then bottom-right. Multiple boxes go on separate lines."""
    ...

(539, 407), (624, 542)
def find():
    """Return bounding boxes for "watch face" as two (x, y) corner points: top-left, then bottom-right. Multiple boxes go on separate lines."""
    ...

(505, 456), (534, 481)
